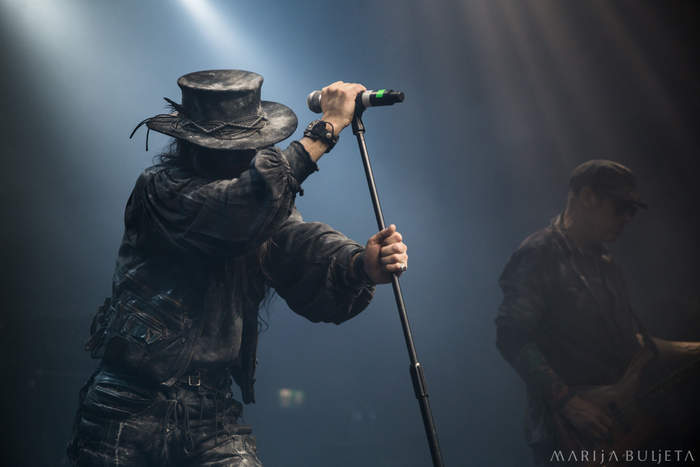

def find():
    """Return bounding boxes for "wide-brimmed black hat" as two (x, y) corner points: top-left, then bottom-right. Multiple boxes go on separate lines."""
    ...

(130, 70), (297, 150)
(569, 159), (648, 209)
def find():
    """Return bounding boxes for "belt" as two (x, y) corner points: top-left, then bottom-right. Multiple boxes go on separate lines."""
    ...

(100, 363), (232, 392)
(176, 368), (232, 391)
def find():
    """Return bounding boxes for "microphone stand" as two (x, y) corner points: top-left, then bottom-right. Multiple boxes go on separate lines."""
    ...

(351, 111), (445, 467)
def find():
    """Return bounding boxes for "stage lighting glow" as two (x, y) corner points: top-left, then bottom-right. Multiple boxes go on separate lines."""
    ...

(0, 0), (86, 54)
(278, 388), (305, 408)
(177, 0), (259, 65)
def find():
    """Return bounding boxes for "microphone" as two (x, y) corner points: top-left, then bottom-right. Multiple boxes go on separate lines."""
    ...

(307, 89), (405, 114)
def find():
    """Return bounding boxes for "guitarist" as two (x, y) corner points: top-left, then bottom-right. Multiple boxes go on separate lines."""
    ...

(495, 160), (650, 465)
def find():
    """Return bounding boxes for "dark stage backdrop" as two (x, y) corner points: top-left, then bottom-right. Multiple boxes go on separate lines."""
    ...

(1, 1), (698, 466)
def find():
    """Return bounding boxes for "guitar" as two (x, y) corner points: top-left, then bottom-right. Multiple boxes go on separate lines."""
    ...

(552, 335), (700, 466)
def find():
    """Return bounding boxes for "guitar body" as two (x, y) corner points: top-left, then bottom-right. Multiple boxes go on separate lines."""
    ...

(553, 336), (700, 466)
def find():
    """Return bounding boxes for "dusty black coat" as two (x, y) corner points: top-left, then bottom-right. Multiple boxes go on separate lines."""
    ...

(87, 142), (374, 403)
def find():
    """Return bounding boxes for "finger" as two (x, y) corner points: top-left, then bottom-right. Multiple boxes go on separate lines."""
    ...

(370, 224), (396, 244)
(341, 84), (359, 97)
(591, 413), (613, 438)
(378, 246), (406, 262)
(380, 253), (407, 265)
(381, 231), (403, 245)
(599, 412), (614, 430)
(579, 420), (601, 441)
(380, 253), (408, 265)
(385, 262), (407, 273)
(592, 421), (609, 440)
(380, 242), (407, 256)
(587, 405), (613, 431)
(588, 428), (604, 442)
(348, 83), (367, 93)
(324, 82), (344, 95)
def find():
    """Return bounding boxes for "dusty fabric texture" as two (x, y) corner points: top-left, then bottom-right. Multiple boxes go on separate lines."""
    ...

(72, 140), (375, 465)
(495, 215), (642, 448)
(68, 368), (262, 466)
(132, 70), (299, 151)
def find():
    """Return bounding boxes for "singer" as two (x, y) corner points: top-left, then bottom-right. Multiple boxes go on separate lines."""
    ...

(66, 70), (408, 466)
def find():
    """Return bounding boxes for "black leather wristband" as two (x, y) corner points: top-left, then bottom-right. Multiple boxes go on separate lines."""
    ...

(303, 120), (338, 153)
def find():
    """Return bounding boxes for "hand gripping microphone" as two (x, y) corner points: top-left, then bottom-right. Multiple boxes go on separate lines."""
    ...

(307, 89), (405, 114)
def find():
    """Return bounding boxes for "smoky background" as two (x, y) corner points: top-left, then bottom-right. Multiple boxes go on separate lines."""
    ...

(0, 1), (698, 465)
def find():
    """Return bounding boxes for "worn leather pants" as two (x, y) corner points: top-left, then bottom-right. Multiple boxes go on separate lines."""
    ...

(67, 369), (263, 466)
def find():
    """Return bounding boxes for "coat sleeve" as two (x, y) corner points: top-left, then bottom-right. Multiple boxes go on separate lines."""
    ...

(262, 208), (375, 324)
(132, 141), (317, 257)
(495, 245), (573, 409)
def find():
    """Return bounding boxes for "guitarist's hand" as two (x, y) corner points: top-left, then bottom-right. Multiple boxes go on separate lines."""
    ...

(560, 395), (614, 441)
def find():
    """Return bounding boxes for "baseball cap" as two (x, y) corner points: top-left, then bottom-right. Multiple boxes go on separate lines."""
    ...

(569, 159), (648, 209)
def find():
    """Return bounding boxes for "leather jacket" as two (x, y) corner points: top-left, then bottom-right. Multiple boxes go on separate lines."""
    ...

(86, 142), (375, 403)
(495, 215), (642, 445)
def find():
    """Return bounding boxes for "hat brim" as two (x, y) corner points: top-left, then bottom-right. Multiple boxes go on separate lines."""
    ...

(145, 101), (297, 150)
(600, 187), (648, 210)
(612, 195), (648, 210)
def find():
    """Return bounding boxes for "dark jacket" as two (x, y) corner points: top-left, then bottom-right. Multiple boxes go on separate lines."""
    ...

(495, 215), (642, 445)
(87, 141), (375, 403)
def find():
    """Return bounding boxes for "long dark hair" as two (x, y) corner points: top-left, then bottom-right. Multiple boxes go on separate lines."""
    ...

(155, 139), (256, 176)
(156, 138), (274, 332)
(154, 139), (191, 168)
